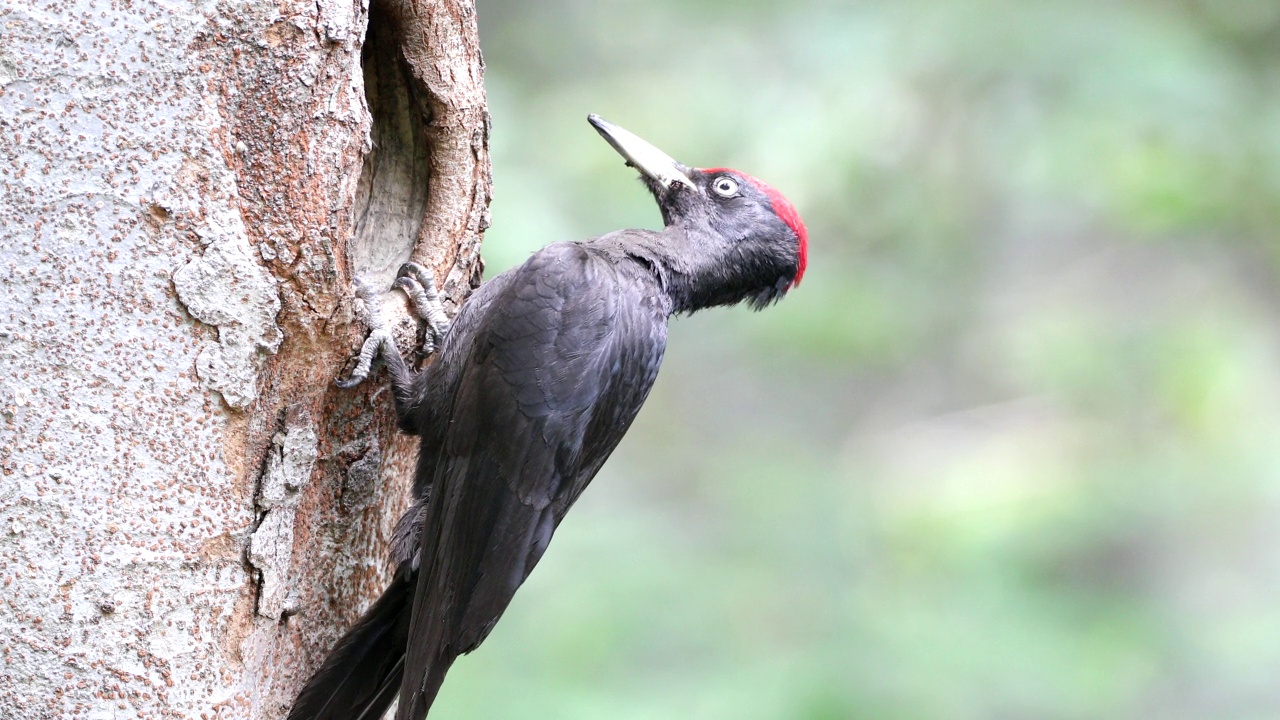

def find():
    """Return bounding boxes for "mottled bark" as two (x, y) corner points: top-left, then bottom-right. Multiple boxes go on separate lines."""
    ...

(0, 0), (489, 716)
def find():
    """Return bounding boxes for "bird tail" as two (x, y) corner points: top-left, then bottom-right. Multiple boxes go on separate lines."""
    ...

(288, 577), (413, 720)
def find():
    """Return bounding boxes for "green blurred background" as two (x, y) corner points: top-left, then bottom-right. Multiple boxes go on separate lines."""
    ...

(434, 1), (1280, 717)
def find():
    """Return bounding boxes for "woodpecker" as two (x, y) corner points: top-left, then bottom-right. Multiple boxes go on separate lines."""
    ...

(289, 115), (808, 720)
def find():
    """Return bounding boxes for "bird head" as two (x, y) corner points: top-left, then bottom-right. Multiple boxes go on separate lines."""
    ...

(589, 114), (808, 311)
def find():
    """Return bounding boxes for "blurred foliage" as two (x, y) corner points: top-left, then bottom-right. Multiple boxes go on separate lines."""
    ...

(430, 1), (1280, 717)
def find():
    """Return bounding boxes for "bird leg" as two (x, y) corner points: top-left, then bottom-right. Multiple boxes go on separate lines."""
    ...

(335, 278), (397, 389)
(394, 261), (451, 353)
(335, 264), (451, 390)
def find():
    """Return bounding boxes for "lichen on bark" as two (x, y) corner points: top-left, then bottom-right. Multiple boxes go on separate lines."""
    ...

(0, 0), (489, 716)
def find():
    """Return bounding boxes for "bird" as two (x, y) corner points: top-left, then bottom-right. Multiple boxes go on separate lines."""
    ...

(288, 114), (808, 720)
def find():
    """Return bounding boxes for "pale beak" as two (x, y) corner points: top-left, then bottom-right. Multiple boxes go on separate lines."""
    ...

(588, 114), (696, 191)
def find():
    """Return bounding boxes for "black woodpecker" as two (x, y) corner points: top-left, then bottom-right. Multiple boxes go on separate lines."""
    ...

(289, 115), (809, 720)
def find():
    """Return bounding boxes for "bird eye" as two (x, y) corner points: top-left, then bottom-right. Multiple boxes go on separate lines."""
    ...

(711, 176), (739, 197)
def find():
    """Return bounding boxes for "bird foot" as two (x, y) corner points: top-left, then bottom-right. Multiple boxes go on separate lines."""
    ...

(336, 265), (452, 389)
(335, 278), (394, 388)
(394, 262), (451, 354)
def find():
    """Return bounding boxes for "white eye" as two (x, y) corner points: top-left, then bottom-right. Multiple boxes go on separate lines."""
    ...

(711, 176), (739, 197)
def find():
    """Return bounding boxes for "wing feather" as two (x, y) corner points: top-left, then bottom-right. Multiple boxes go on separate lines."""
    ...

(397, 244), (666, 718)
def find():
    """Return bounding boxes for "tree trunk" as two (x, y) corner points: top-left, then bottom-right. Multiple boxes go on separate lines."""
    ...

(0, 0), (490, 716)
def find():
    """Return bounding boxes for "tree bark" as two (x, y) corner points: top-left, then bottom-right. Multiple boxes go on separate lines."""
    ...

(0, 0), (489, 717)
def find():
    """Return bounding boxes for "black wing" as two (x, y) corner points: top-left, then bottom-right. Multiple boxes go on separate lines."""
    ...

(397, 243), (666, 718)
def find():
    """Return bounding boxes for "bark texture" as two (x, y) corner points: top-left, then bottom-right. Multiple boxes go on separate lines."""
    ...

(0, 0), (489, 716)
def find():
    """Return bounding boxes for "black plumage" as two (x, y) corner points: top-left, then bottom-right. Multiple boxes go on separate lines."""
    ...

(290, 115), (808, 720)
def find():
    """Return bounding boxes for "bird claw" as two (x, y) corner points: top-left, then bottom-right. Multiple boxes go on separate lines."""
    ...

(334, 328), (393, 388)
(336, 278), (394, 388)
(395, 262), (451, 353)
(335, 266), (452, 388)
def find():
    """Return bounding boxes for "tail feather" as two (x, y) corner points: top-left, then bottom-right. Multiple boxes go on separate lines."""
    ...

(352, 656), (404, 720)
(289, 578), (413, 720)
